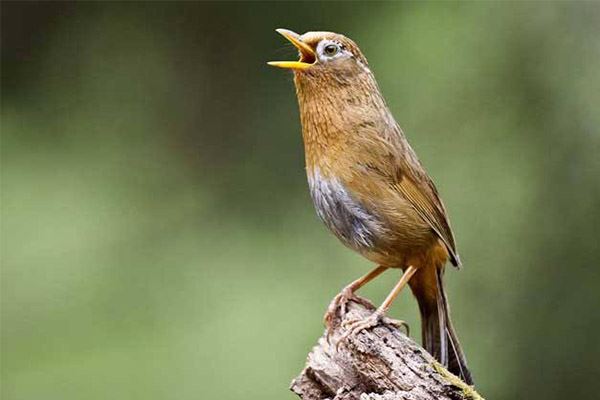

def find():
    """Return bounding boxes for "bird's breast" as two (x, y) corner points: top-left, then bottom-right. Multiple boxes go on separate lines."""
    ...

(307, 168), (384, 254)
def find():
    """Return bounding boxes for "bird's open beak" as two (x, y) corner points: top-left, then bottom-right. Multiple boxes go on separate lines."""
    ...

(268, 29), (316, 70)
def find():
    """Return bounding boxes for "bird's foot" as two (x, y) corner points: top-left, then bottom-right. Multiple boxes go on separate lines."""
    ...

(337, 310), (409, 350)
(324, 288), (374, 338)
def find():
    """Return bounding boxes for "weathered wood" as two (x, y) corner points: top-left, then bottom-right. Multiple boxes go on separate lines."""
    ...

(290, 297), (483, 400)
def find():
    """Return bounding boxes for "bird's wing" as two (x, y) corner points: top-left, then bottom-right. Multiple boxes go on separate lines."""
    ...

(392, 171), (460, 267)
(353, 133), (461, 267)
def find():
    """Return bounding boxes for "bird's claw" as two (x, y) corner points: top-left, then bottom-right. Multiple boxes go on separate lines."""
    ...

(324, 288), (374, 339)
(385, 317), (410, 336)
(323, 288), (351, 328)
(335, 311), (409, 351)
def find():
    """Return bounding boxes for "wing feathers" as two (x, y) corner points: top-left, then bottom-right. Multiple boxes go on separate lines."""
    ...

(394, 173), (460, 267)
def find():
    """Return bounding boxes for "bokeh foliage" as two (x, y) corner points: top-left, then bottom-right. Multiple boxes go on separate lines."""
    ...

(2, 2), (599, 399)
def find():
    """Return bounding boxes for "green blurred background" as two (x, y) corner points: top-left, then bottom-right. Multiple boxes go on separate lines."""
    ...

(2, 1), (599, 399)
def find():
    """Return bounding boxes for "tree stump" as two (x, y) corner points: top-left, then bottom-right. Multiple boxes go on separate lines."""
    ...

(290, 297), (483, 400)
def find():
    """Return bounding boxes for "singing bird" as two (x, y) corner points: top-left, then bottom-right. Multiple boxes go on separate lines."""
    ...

(269, 29), (473, 384)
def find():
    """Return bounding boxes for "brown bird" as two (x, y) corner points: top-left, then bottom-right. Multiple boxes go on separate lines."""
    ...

(269, 29), (473, 384)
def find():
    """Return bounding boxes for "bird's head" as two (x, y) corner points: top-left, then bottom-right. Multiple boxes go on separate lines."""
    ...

(268, 29), (371, 85)
(268, 29), (388, 149)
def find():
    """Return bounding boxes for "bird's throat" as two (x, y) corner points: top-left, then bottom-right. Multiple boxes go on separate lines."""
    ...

(293, 71), (391, 175)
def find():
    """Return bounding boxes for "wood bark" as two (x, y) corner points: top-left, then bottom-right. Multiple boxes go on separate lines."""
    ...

(290, 297), (484, 400)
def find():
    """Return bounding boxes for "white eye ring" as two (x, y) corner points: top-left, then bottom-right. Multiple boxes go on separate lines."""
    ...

(323, 43), (340, 57)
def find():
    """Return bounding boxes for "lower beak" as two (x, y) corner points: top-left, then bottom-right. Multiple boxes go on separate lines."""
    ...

(268, 28), (316, 70)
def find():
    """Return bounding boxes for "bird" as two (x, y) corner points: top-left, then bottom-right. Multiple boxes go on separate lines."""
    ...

(268, 29), (473, 385)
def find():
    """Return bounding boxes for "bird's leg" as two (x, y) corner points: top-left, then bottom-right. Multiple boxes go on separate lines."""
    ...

(324, 266), (388, 333)
(340, 266), (418, 345)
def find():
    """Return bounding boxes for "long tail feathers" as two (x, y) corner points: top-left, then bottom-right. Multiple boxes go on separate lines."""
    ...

(419, 269), (473, 385)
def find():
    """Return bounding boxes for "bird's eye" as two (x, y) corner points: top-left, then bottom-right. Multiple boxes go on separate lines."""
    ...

(323, 44), (340, 57)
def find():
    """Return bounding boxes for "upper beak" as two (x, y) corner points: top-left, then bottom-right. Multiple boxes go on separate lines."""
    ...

(268, 28), (316, 70)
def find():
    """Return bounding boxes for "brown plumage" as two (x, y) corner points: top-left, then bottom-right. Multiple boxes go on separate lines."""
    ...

(269, 29), (473, 385)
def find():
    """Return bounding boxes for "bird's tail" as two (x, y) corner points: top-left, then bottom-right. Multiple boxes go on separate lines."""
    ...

(416, 268), (473, 385)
